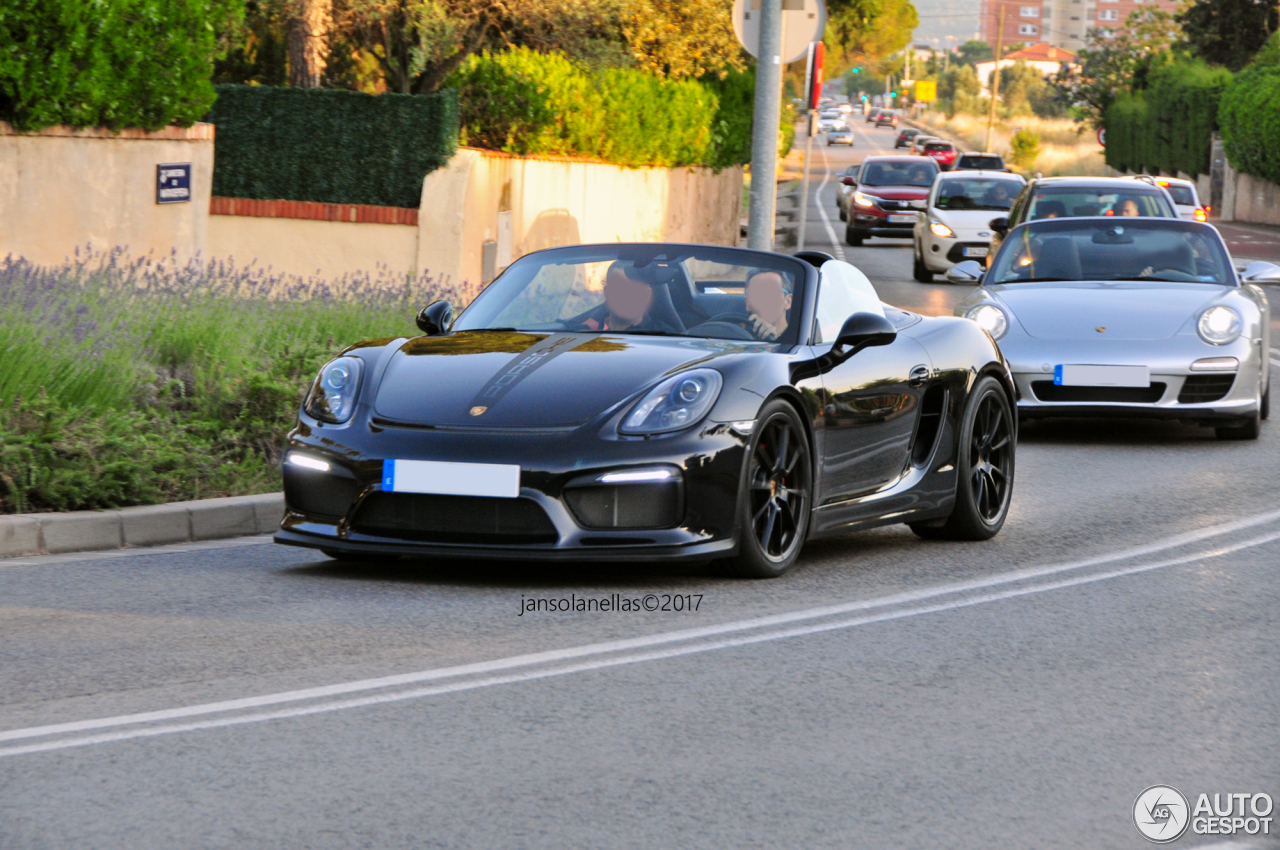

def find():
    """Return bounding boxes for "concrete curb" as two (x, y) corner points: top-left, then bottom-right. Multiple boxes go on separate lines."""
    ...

(0, 493), (283, 559)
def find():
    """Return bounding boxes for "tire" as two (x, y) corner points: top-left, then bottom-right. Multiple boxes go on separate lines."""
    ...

(1262, 381), (1270, 421)
(839, 209), (847, 222)
(727, 400), (813, 578)
(910, 376), (1015, 541)
(845, 225), (864, 247)
(913, 244), (934, 282)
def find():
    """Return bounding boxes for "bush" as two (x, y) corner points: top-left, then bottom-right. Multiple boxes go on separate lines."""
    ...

(0, 0), (238, 131)
(205, 85), (459, 207)
(1220, 33), (1280, 184)
(0, 250), (474, 514)
(450, 48), (755, 169)
(1010, 129), (1041, 170)
(1105, 57), (1232, 177)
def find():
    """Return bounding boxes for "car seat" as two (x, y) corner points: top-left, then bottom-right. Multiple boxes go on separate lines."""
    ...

(1030, 237), (1082, 280)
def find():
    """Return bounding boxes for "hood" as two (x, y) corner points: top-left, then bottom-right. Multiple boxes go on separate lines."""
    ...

(861, 185), (929, 201)
(935, 209), (1007, 238)
(991, 282), (1231, 340)
(372, 331), (740, 428)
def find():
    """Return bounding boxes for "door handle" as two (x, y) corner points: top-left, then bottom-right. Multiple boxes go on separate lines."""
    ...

(909, 365), (930, 387)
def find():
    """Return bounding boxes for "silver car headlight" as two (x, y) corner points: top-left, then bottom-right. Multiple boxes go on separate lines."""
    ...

(965, 304), (1008, 339)
(304, 357), (364, 423)
(620, 369), (723, 435)
(1197, 305), (1242, 345)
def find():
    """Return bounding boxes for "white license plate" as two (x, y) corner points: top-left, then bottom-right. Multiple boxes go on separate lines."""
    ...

(1054, 365), (1150, 387)
(962, 246), (989, 257)
(888, 214), (916, 223)
(381, 459), (521, 498)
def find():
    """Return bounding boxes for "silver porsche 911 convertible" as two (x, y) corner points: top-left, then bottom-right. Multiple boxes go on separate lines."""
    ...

(949, 217), (1274, 439)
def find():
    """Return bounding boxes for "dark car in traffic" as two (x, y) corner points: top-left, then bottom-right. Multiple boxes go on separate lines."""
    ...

(895, 128), (921, 149)
(275, 243), (1017, 577)
(988, 176), (1180, 261)
(844, 156), (940, 245)
(954, 152), (1007, 172)
(875, 110), (898, 128)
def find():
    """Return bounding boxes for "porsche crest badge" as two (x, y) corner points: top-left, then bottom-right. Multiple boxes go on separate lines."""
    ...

(470, 406), (488, 416)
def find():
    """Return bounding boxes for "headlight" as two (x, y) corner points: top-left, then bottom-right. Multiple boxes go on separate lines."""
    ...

(620, 369), (723, 435)
(853, 191), (875, 208)
(929, 220), (955, 238)
(965, 304), (1008, 339)
(1197, 305), (1242, 345)
(304, 356), (364, 423)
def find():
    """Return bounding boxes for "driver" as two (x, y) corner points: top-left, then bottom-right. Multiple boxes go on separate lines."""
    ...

(982, 182), (1014, 208)
(1114, 195), (1142, 217)
(744, 270), (793, 341)
(907, 164), (932, 185)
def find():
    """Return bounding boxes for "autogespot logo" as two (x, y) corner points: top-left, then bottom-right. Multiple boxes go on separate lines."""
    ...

(1134, 785), (1191, 843)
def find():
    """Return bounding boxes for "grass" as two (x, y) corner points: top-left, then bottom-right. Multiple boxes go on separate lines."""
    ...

(915, 111), (1108, 177)
(0, 249), (477, 513)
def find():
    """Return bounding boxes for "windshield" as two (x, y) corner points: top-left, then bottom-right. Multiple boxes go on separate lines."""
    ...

(924, 142), (952, 152)
(1161, 185), (1196, 206)
(861, 161), (938, 187)
(958, 155), (1003, 170)
(988, 220), (1234, 284)
(935, 178), (1022, 211)
(454, 245), (807, 344)
(1026, 188), (1174, 220)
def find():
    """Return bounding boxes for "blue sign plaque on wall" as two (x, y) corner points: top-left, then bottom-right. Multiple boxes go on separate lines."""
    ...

(156, 163), (191, 204)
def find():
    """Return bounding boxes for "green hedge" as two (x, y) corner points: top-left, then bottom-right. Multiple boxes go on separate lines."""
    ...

(206, 85), (459, 207)
(450, 49), (756, 168)
(1220, 34), (1280, 184)
(1104, 58), (1232, 178)
(0, 0), (232, 131)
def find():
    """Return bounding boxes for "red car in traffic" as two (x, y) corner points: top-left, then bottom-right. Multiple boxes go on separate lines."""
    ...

(843, 155), (940, 246)
(920, 140), (957, 170)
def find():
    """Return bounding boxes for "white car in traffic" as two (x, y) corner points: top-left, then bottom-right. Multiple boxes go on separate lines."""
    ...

(912, 170), (1026, 282)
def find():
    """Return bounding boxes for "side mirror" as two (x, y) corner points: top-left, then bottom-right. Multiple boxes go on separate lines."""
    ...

(1240, 261), (1280, 283)
(416, 300), (454, 335)
(946, 261), (985, 284)
(835, 312), (897, 354)
(990, 216), (1009, 236)
(841, 176), (855, 186)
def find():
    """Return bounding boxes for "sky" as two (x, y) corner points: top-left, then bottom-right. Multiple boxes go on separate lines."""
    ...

(911, 0), (982, 50)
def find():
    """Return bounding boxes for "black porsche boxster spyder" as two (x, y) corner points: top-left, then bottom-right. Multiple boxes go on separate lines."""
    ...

(275, 243), (1017, 577)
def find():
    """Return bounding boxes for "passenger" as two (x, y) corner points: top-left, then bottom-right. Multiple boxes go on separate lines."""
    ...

(745, 270), (793, 341)
(1115, 196), (1142, 217)
(1036, 199), (1068, 219)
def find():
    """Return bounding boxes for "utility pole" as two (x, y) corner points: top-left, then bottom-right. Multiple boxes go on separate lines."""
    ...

(984, 4), (1005, 153)
(748, 0), (784, 251)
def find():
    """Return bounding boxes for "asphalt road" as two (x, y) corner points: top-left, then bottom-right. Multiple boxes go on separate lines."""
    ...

(2, 120), (1279, 850)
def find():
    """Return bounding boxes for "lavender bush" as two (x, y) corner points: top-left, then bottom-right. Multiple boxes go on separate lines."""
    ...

(0, 249), (479, 513)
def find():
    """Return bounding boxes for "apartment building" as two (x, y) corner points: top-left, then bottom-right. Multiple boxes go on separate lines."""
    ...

(979, 0), (1181, 50)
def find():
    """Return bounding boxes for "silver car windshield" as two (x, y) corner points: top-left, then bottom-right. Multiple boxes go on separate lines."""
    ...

(1026, 188), (1174, 220)
(455, 245), (806, 345)
(989, 221), (1234, 285)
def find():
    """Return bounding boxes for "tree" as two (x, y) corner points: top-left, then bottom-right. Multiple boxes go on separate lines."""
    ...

(1057, 8), (1183, 126)
(824, 0), (919, 76)
(939, 64), (982, 115)
(287, 0), (333, 86)
(955, 39), (993, 66)
(1179, 0), (1279, 71)
(621, 0), (745, 79)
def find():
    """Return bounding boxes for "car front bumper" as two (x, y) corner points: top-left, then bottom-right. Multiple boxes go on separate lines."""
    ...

(1001, 336), (1264, 421)
(274, 420), (749, 562)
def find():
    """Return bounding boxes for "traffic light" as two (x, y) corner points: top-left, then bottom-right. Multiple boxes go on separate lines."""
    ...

(852, 67), (861, 74)
(890, 91), (897, 97)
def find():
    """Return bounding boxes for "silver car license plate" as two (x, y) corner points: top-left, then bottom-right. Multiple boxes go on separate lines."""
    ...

(1053, 365), (1150, 387)
(963, 247), (989, 257)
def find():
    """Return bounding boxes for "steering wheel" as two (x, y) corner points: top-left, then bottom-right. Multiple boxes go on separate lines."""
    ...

(685, 313), (757, 340)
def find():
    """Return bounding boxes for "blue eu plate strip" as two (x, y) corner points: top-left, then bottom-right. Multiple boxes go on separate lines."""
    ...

(382, 459), (395, 492)
(1053, 365), (1064, 386)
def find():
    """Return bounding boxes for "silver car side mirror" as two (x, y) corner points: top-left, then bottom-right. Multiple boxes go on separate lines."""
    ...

(1240, 261), (1280, 283)
(946, 260), (985, 284)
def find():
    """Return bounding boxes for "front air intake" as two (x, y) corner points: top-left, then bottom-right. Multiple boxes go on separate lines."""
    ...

(563, 482), (683, 530)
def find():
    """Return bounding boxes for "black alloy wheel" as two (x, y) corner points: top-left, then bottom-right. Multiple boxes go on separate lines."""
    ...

(729, 400), (812, 578)
(911, 376), (1015, 540)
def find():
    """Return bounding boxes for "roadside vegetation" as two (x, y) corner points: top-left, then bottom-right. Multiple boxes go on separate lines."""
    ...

(0, 253), (470, 514)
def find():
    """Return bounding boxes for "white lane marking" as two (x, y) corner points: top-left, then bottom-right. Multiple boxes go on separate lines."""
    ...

(4, 526), (1279, 758)
(3, 506), (1280, 753)
(852, 120), (892, 154)
(814, 144), (846, 261)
